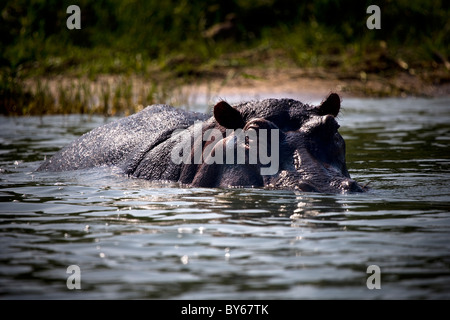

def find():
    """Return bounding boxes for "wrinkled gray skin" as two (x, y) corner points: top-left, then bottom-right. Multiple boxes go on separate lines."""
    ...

(38, 93), (365, 193)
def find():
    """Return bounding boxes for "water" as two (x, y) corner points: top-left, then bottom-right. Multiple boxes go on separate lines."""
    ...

(0, 96), (449, 299)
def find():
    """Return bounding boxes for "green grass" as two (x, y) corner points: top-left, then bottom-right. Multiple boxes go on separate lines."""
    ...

(1, 0), (449, 115)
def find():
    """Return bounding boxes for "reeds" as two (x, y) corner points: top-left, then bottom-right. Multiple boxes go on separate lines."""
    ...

(0, 75), (197, 116)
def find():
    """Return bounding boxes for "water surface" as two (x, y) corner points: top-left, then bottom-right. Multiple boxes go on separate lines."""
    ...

(0, 96), (449, 299)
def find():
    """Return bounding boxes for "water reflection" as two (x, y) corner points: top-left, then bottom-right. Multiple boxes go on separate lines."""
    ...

(1, 97), (450, 299)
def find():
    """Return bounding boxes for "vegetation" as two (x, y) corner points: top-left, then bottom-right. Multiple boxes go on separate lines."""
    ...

(1, 0), (449, 115)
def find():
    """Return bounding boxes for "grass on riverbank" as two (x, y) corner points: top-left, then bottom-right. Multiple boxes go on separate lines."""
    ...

(1, 0), (449, 116)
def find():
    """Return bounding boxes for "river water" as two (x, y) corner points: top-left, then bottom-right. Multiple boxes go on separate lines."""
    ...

(0, 96), (449, 299)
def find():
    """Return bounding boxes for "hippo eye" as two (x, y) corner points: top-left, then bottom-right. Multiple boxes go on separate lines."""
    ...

(246, 123), (259, 130)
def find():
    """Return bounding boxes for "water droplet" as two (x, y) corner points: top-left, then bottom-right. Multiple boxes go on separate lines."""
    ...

(180, 255), (189, 265)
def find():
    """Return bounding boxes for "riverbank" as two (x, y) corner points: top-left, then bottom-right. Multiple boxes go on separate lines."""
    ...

(2, 1), (448, 115)
(2, 36), (449, 116)
(6, 60), (448, 116)
(186, 64), (450, 101)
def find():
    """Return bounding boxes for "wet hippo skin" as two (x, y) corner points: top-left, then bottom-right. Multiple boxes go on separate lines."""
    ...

(38, 93), (365, 193)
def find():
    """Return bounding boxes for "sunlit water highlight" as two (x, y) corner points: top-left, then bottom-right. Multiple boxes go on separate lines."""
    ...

(0, 96), (449, 299)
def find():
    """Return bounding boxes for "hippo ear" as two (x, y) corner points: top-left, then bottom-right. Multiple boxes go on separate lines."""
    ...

(317, 93), (341, 117)
(213, 101), (245, 129)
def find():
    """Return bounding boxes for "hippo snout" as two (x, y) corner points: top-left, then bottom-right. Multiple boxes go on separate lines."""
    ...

(339, 179), (365, 193)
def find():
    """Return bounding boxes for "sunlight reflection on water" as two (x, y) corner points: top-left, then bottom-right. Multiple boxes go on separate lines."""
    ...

(0, 96), (449, 299)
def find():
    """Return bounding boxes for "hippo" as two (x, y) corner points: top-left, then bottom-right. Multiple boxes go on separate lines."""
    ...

(37, 93), (365, 193)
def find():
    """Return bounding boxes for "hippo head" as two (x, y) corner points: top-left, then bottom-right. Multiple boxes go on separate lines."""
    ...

(189, 93), (364, 193)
